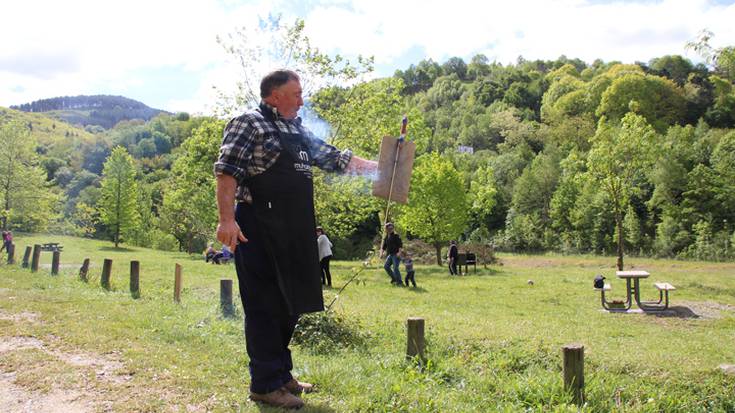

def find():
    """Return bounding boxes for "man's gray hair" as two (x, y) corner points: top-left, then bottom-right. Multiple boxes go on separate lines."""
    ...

(260, 69), (300, 99)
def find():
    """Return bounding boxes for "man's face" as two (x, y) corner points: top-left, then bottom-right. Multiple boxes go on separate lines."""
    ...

(271, 79), (303, 119)
(386, 225), (394, 234)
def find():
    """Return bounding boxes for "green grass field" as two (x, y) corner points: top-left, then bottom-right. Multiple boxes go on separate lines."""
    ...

(1, 234), (734, 412)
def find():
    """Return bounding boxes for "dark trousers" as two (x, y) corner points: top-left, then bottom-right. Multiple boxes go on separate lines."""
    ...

(244, 311), (300, 394)
(404, 270), (416, 287)
(320, 255), (332, 286)
(449, 258), (458, 275)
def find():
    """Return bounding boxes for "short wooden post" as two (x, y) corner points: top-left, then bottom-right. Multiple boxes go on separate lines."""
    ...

(406, 317), (426, 362)
(130, 260), (140, 299)
(7, 243), (15, 264)
(22, 246), (31, 268)
(101, 259), (112, 290)
(562, 343), (585, 405)
(220, 279), (235, 318)
(173, 264), (182, 303)
(51, 250), (60, 275)
(79, 258), (90, 282)
(30, 244), (41, 272)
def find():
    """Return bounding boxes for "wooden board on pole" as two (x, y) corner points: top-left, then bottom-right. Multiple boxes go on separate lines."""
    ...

(372, 136), (416, 204)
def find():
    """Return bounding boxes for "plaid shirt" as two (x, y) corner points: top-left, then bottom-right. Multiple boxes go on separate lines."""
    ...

(214, 102), (352, 203)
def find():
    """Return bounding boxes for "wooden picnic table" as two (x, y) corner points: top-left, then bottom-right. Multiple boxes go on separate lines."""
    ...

(40, 242), (63, 252)
(596, 270), (675, 311)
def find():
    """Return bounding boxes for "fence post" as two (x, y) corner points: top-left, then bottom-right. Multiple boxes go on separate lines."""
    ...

(562, 343), (585, 405)
(79, 258), (90, 282)
(101, 259), (112, 290)
(220, 279), (235, 318)
(30, 245), (41, 272)
(406, 317), (426, 362)
(7, 243), (14, 264)
(130, 260), (140, 299)
(51, 250), (60, 275)
(174, 264), (182, 303)
(22, 246), (31, 268)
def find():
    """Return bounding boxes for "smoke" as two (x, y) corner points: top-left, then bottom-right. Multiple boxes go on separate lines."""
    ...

(300, 102), (379, 182)
(299, 102), (332, 142)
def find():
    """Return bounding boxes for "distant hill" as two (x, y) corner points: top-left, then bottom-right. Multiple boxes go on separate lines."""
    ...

(10, 95), (170, 129)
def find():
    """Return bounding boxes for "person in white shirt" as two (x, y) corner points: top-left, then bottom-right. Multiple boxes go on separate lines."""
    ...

(316, 227), (333, 287)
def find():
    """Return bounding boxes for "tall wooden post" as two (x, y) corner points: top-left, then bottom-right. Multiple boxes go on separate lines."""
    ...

(51, 250), (60, 275)
(173, 264), (182, 303)
(130, 260), (140, 299)
(101, 259), (113, 290)
(406, 317), (426, 362)
(22, 246), (31, 268)
(562, 343), (585, 405)
(30, 245), (41, 272)
(220, 279), (235, 318)
(79, 258), (90, 282)
(7, 243), (14, 264)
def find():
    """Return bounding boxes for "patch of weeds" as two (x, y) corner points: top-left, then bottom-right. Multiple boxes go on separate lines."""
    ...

(292, 310), (369, 354)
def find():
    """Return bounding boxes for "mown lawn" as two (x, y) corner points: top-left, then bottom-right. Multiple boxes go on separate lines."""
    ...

(1, 234), (734, 412)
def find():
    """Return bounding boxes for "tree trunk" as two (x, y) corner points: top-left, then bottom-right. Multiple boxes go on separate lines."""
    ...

(434, 242), (442, 266)
(616, 210), (624, 271)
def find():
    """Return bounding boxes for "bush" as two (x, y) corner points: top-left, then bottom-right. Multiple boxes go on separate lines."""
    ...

(292, 310), (368, 354)
(152, 231), (178, 251)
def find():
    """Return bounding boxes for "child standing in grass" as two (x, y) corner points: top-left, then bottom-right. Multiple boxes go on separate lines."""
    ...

(402, 251), (416, 287)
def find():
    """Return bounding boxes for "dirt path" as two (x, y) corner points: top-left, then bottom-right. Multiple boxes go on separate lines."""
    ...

(0, 310), (131, 413)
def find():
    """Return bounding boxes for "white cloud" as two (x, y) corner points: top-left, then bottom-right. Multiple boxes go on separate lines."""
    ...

(1, 0), (734, 114)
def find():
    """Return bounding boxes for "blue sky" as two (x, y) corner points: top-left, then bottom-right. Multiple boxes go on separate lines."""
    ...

(1, 0), (734, 115)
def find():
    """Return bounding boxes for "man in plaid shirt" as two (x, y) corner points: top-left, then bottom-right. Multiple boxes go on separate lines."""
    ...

(215, 69), (376, 409)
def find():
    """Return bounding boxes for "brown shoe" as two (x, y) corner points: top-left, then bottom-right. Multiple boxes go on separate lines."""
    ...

(284, 378), (315, 395)
(249, 387), (304, 409)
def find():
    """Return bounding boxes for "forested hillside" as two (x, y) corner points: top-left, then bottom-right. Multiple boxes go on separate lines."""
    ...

(11, 95), (168, 129)
(1, 33), (733, 263)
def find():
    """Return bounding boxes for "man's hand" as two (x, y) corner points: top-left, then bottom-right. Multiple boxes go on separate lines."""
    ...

(217, 220), (247, 252)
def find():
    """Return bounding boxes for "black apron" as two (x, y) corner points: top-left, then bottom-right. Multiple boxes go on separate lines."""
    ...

(234, 115), (323, 316)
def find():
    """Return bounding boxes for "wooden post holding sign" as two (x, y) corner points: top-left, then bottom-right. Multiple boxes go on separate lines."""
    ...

(22, 246), (32, 268)
(7, 243), (14, 264)
(30, 245), (41, 273)
(406, 317), (426, 362)
(101, 259), (113, 290)
(173, 264), (182, 303)
(562, 343), (585, 405)
(79, 258), (90, 282)
(220, 279), (235, 318)
(372, 136), (416, 204)
(130, 260), (140, 299)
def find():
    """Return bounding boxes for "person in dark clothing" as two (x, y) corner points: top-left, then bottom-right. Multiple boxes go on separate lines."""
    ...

(448, 240), (459, 275)
(215, 69), (378, 409)
(380, 222), (403, 285)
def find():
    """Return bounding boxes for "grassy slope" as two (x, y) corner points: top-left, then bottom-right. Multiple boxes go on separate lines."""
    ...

(0, 107), (97, 165)
(1, 234), (734, 412)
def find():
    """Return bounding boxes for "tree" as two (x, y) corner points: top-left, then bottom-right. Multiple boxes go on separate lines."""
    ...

(468, 165), (497, 232)
(0, 120), (57, 231)
(160, 120), (223, 253)
(215, 17), (372, 115)
(398, 153), (468, 265)
(98, 146), (140, 247)
(587, 113), (657, 270)
(596, 73), (686, 132)
(311, 78), (432, 158)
